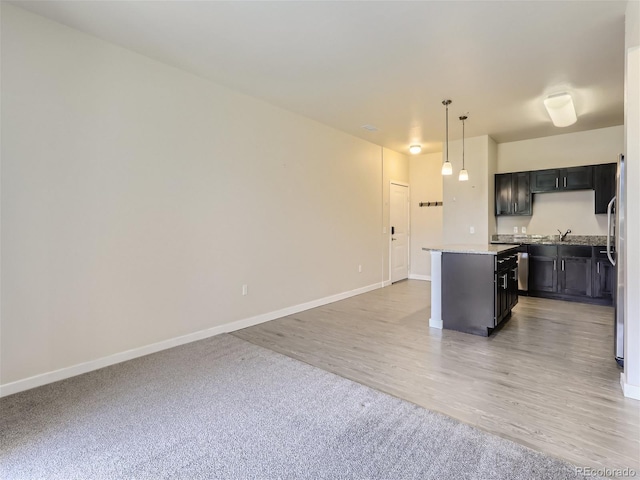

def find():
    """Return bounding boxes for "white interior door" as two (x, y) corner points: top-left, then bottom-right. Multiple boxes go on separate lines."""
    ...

(390, 183), (409, 283)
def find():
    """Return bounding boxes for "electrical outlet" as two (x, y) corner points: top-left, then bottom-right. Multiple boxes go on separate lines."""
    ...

(242, 284), (248, 296)
(383, 227), (387, 234)
(358, 265), (362, 273)
(513, 226), (519, 233)
(469, 226), (475, 234)
(521, 226), (527, 233)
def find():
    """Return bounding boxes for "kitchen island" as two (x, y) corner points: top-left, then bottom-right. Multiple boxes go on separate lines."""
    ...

(423, 244), (520, 336)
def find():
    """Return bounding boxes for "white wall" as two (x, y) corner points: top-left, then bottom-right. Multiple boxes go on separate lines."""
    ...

(382, 147), (410, 283)
(443, 135), (495, 244)
(496, 126), (624, 235)
(0, 5), (385, 388)
(409, 153), (443, 278)
(623, 0), (639, 398)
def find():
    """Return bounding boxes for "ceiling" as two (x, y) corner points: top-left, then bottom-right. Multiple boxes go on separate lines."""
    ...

(11, 1), (627, 154)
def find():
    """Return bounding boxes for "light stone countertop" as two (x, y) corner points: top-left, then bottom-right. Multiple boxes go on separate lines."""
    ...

(422, 244), (520, 255)
(490, 234), (608, 246)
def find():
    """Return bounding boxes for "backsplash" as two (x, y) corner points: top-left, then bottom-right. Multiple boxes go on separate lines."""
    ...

(491, 234), (609, 246)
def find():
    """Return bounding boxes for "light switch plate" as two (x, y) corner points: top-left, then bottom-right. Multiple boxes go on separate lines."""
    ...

(522, 226), (527, 233)
(470, 226), (475, 234)
(513, 226), (519, 233)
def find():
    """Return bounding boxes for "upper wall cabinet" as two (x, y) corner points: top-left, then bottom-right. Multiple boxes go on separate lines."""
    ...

(593, 163), (617, 214)
(495, 163), (615, 217)
(530, 166), (594, 193)
(495, 172), (532, 216)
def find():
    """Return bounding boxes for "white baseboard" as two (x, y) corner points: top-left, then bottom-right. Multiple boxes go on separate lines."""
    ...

(621, 372), (640, 400)
(0, 281), (383, 398)
(409, 274), (431, 281)
(382, 279), (392, 287)
(429, 318), (443, 329)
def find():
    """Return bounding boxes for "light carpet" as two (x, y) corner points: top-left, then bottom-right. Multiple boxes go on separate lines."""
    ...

(1, 334), (597, 479)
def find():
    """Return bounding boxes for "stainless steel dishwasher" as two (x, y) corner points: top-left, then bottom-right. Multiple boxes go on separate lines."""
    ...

(517, 250), (528, 292)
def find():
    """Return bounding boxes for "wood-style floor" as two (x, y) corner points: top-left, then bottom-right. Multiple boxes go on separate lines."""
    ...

(234, 280), (640, 473)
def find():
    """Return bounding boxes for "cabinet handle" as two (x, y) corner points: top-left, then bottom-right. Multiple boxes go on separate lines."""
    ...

(503, 273), (508, 290)
(514, 202), (518, 212)
(512, 268), (518, 281)
(555, 177), (559, 188)
(562, 259), (565, 271)
(597, 262), (600, 274)
(553, 259), (557, 270)
(564, 177), (567, 188)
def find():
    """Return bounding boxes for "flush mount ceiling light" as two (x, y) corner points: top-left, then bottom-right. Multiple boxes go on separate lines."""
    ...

(543, 92), (577, 127)
(409, 145), (422, 154)
(458, 115), (469, 182)
(441, 100), (453, 175)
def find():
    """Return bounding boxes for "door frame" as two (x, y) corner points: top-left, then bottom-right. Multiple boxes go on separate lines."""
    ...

(389, 181), (410, 284)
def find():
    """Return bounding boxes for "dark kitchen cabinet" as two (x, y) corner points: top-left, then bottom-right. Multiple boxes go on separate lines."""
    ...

(495, 172), (531, 216)
(593, 248), (615, 300)
(528, 245), (558, 293)
(530, 166), (593, 193)
(526, 244), (612, 306)
(442, 249), (518, 337)
(530, 169), (560, 193)
(563, 166), (594, 190)
(594, 163), (616, 214)
(557, 246), (592, 297)
(496, 251), (519, 327)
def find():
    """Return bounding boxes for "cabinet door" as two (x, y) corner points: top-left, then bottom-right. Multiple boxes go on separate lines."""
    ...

(495, 173), (512, 216)
(594, 163), (616, 214)
(559, 256), (592, 297)
(512, 172), (532, 215)
(528, 245), (557, 293)
(496, 270), (509, 323)
(530, 169), (560, 193)
(561, 166), (593, 191)
(592, 258), (615, 300)
(508, 265), (519, 309)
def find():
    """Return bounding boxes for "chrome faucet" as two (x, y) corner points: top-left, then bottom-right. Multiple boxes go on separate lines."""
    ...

(558, 229), (572, 241)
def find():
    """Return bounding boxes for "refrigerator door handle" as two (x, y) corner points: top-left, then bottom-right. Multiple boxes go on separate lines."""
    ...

(607, 196), (616, 266)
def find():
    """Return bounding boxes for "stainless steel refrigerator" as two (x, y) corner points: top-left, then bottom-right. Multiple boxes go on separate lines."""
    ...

(607, 154), (625, 367)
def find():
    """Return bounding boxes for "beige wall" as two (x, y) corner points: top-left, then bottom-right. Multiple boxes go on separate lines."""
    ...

(409, 153), (443, 277)
(496, 126), (623, 236)
(382, 147), (410, 283)
(1, 6), (385, 386)
(443, 135), (496, 244)
(497, 126), (624, 172)
(623, 0), (639, 394)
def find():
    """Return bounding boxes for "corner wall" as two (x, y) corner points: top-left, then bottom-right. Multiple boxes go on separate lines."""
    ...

(443, 135), (494, 244)
(622, 0), (639, 399)
(409, 153), (443, 278)
(1, 5), (385, 389)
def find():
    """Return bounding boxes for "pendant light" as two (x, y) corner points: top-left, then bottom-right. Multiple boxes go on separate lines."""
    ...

(441, 99), (453, 175)
(458, 115), (469, 181)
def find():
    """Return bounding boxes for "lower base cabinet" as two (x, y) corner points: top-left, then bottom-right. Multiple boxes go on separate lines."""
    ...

(442, 250), (518, 336)
(527, 245), (612, 305)
(593, 250), (615, 301)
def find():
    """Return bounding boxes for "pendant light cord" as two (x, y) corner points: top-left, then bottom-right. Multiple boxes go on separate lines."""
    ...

(445, 103), (449, 163)
(459, 114), (468, 169)
(462, 116), (465, 169)
(442, 99), (452, 163)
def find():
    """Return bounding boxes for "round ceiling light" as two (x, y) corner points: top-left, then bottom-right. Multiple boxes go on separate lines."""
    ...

(409, 145), (422, 154)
